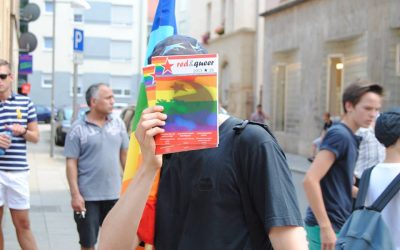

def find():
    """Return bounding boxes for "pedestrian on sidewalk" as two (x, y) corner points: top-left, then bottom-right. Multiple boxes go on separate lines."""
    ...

(0, 59), (40, 250)
(364, 107), (400, 249)
(303, 80), (383, 250)
(250, 104), (270, 124)
(98, 35), (308, 250)
(307, 112), (333, 162)
(65, 83), (129, 250)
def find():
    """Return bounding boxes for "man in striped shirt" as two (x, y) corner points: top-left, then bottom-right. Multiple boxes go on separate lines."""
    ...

(0, 59), (39, 250)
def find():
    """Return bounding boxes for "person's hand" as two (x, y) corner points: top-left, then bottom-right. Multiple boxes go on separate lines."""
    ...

(135, 106), (167, 170)
(6, 124), (26, 136)
(320, 226), (337, 250)
(71, 193), (86, 213)
(0, 133), (11, 149)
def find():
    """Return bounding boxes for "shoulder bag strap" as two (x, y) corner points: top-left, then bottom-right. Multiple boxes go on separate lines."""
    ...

(369, 172), (400, 212)
(354, 167), (374, 210)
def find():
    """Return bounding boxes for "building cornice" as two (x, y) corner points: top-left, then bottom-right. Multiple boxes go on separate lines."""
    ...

(260, 0), (308, 17)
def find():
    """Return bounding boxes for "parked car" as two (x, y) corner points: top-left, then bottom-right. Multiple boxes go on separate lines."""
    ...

(54, 106), (88, 146)
(35, 105), (52, 124)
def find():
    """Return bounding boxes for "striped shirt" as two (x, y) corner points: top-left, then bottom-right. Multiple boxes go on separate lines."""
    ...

(0, 93), (37, 171)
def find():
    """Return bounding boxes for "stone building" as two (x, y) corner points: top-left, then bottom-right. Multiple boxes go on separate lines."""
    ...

(179, 0), (263, 119)
(261, 0), (400, 155)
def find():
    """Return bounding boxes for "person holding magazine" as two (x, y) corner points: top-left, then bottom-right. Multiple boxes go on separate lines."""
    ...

(98, 35), (308, 250)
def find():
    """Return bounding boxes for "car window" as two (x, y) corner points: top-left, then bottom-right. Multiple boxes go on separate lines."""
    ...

(36, 105), (44, 113)
(64, 109), (73, 120)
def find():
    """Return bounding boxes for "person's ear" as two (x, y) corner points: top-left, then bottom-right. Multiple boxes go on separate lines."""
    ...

(345, 101), (354, 113)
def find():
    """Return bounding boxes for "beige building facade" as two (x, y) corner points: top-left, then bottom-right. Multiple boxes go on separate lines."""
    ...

(0, 0), (20, 77)
(179, 0), (264, 119)
(261, 0), (400, 155)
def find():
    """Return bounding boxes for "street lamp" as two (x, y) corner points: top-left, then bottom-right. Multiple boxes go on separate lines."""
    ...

(50, 0), (90, 157)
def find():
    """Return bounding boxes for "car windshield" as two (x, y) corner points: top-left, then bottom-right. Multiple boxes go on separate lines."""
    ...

(64, 108), (88, 121)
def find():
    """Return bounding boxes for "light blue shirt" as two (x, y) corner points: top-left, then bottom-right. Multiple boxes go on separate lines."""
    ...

(64, 114), (129, 201)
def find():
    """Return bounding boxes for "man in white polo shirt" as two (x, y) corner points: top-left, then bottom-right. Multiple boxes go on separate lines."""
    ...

(0, 59), (39, 250)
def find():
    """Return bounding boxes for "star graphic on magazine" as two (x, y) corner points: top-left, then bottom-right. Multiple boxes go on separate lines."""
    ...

(163, 59), (174, 74)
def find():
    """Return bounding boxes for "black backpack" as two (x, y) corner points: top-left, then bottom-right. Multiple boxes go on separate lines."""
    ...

(336, 167), (400, 250)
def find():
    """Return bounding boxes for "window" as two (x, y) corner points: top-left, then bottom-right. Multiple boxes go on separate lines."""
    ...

(111, 5), (133, 25)
(221, 0), (226, 25)
(74, 13), (83, 23)
(110, 41), (132, 61)
(85, 2), (111, 24)
(110, 76), (132, 98)
(179, 0), (187, 12)
(45, 1), (53, 13)
(84, 37), (110, 59)
(226, 0), (234, 32)
(327, 56), (344, 116)
(220, 61), (230, 108)
(41, 74), (52, 88)
(44, 37), (53, 50)
(207, 3), (212, 33)
(275, 64), (286, 131)
(396, 44), (400, 76)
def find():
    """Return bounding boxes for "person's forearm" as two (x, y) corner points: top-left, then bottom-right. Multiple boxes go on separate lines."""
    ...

(303, 178), (332, 228)
(120, 150), (127, 171)
(269, 226), (308, 250)
(66, 161), (80, 196)
(22, 128), (39, 143)
(98, 164), (159, 250)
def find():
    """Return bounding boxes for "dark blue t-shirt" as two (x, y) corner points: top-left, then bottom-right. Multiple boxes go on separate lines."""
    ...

(155, 117), (303, 250)
(305, 123), (361, 232)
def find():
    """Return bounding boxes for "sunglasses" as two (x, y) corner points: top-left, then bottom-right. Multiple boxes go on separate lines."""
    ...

(0, 74), (10, 80)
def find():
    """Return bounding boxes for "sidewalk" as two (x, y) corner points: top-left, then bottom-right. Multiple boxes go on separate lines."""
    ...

(2, 124), (311, 249)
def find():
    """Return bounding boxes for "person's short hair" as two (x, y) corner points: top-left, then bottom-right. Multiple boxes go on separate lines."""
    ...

(0, 59), (11, 72)
(148, 35), (207, 64)
(375, 107), (400, 147)
(342, 79), (383, 113)
(257, 104), (262, 109)
(85, 83), (107, 107)
(323, 112), (331, 118)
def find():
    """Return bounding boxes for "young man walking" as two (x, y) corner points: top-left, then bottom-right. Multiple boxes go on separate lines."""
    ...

(0, 59), (39, 250)
(65, 83), (129, 250)
(303, 80), (383, 250)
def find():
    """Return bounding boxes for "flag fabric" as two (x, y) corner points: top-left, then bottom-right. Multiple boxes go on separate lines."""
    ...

(121, 0), (177, 246)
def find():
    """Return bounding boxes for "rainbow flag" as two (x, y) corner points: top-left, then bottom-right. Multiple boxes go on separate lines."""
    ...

(121, 0), (177, 246)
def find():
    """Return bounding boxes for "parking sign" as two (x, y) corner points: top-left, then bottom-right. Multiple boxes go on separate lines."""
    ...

(73, 28), (84, 52)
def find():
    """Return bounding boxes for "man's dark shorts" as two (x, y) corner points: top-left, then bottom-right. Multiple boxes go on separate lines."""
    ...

(74, 199), (118, 248)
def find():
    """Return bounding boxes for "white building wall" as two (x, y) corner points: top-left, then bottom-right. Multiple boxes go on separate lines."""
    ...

(28, 0), (145, 106)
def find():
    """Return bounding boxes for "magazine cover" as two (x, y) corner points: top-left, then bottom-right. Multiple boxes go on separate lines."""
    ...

(144, 54), (219, 154)
(143, 65), (156, 106)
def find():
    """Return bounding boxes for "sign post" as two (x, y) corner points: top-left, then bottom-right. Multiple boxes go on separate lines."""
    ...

(72, 28), (84, 121)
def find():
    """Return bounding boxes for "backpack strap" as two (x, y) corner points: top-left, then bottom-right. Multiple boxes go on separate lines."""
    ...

(354, 167), (374, 210)
(369, 172), (400, 212)
(233, 119), (275, 249)
(234, 120), (277, 141)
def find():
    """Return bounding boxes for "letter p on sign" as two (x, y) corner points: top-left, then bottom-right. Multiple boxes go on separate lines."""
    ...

(73, 28), (84, 52)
